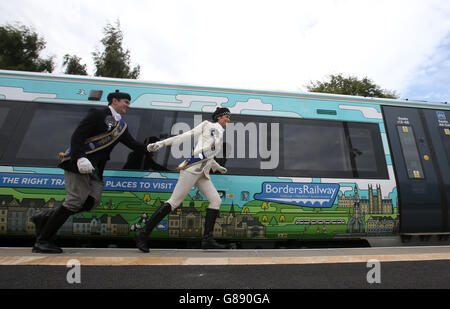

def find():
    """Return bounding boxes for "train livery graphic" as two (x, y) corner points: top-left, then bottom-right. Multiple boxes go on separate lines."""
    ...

(0, 70), (449, 244)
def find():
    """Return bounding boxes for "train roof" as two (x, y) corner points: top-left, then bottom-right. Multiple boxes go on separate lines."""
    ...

(0, 69), (448, 110)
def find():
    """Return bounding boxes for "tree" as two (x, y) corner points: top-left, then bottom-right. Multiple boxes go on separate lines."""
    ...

(143, 193), (151, 203)
(306, 74), (399, 99)
(153, 197), (162, 207)
(0, 23), (54, 72)
(92, 20), (140, 79)
(261, 202), (269, 211)
(269, 216), (278, 226)
(63, 54), (88, 75)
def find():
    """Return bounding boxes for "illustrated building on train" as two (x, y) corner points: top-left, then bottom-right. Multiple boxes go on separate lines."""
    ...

(345, 184), (398, 235)
(72, 214), (129, 236)
(367, 216), (398, 234)
(168, 202), (202, 238)
(338, 185), (393, 214)
(168, 201), (265, 239)
(0, 194), (130, 237)
(0, 206), (7, 235)
(217, 203), (265, 239)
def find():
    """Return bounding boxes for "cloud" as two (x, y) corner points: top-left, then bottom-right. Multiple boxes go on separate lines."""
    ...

(402, 34), (450, 103)
(1, 0), (449, 103)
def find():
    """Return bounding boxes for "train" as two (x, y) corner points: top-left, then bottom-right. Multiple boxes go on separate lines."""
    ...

(0, 69), (449, 248)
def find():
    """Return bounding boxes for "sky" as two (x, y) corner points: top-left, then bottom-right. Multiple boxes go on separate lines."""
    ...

(1, 0), (449, 103)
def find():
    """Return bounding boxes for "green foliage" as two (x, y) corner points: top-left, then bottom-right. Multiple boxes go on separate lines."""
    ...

(63, 54), (88, 75)
(269, 216), (278, 226)
(0, 23), (54, 72)
(153, 197), (162, 207)
(92, 20), (140, 79)
(306, 74), (399, 99)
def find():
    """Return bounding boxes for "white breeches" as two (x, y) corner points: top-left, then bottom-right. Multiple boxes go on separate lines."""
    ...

(166, 170), (222, 211)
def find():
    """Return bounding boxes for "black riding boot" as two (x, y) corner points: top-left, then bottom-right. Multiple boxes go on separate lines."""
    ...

(134, 203), (172, 253)
(32, 196), (94, 241)
(31, 208), (56, 240)
(32, 205), (74, 254)
(202, 208), (226, 249)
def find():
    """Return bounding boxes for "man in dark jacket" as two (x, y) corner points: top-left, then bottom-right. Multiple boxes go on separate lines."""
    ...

(32, 90), (149, 253)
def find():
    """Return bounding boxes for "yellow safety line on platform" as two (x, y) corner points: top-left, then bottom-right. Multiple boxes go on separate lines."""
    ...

(1, 253), (450, 266)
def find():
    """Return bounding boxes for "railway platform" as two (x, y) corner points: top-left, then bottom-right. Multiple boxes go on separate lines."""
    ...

(1, 246), (450, 291)
(1, 245), (450, 266)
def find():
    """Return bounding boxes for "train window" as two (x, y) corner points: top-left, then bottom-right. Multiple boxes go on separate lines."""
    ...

(0, 106), (9, 128)
(281, 120), (387, 179)
(146, 110), (198, 171)
(0, 106), (11, 160)
(134, 110), (388, 178)
(2, 102), (148, 170)
(2, 102), (388, 180)
(219, 113), (278, 175)
(105, 111), (143, 170)
(0, 101), (29, 161)
(396, 125), (424, 179)
(14, 105), (85, 165)
(125, 111), (279, 175)
(346, 122), (388, 178)
(283, 120), (352, 178)
(117, 109), (211, 172)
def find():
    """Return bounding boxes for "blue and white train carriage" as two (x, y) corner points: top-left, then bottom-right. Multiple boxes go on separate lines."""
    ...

(0, 70), (449, 246)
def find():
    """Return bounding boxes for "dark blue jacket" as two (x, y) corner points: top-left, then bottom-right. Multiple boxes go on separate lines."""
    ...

(59, 107), (146, 179)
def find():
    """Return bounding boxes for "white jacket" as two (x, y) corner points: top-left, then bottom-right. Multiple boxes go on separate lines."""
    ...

(160, 120), (225, 178)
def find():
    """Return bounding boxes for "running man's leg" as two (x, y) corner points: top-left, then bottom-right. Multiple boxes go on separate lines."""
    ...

(135, 170), (201, 252)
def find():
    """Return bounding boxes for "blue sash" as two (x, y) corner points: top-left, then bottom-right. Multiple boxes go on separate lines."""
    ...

(176, 145), (217, 170)
(176, 152), (208, 170)
(59, 119), (127, 162)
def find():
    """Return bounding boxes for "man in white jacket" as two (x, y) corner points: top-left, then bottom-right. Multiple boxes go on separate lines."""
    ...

(134, 107), (231, 252)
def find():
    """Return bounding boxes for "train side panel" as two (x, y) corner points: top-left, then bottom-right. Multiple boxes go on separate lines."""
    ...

(4, 71), (442, 241)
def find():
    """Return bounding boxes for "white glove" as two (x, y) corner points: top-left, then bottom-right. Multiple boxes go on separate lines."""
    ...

(216, 166), (227, 174)
(147, 141), (164, 152)
(77, 157), (95, 174)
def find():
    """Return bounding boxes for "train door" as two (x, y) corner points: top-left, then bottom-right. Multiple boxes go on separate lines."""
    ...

(383, 105), (450, 233)
(421, 110), (450, 232)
